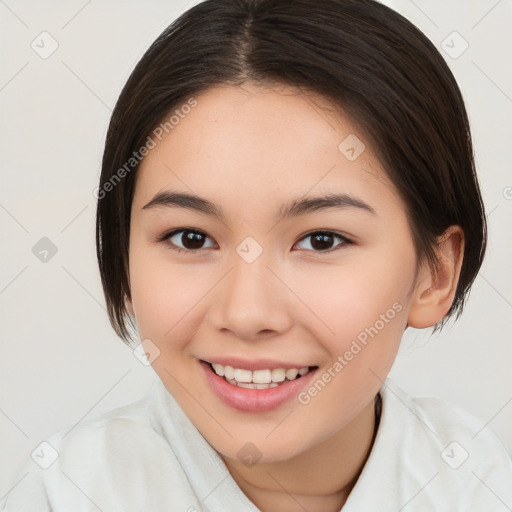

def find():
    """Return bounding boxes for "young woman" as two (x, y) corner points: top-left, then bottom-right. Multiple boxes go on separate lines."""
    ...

(4, 1), (511, 510)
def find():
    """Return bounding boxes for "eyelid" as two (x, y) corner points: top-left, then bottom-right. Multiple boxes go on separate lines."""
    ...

(294, 230), (353, 252)
(157, 228), (354, 253)
(157, 228), (215, 252)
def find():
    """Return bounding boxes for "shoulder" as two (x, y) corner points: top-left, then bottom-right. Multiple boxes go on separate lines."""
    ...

(382, 378), (512, 465)
(43, 382), (182, 476)
(379, 379), (512, 508)
(2, 381), (192, 511)
(394, 381), (510, 459)
(49, 389), (160, 455)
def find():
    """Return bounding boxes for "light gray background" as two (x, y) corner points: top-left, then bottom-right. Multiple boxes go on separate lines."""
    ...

(1, 0), (511, 499)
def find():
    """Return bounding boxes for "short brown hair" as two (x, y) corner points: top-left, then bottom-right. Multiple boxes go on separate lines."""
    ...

(96, 0), (486, 345)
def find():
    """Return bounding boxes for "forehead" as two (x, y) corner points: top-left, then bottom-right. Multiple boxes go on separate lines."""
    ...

(133, 83), (403, 216)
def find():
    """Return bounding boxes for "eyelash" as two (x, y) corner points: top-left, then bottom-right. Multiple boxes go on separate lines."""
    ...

(157, 228), (353, 254)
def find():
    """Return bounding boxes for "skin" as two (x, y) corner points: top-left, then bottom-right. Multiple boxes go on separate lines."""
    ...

(126, 82), (464, 511)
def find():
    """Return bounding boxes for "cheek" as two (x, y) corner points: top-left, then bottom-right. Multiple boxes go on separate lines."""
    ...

(293, 246), (414, 358)
(128, 240), (205, 343)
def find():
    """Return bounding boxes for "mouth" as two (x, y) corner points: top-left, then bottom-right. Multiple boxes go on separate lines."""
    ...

(199, 359), (319, 412)
(202, 360), (318, 389)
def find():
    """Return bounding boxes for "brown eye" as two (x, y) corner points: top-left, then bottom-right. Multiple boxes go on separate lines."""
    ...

(296, 231), (351, 252)
(164, 229), (215, 252)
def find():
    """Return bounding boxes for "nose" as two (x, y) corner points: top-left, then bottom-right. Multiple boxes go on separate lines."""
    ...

(208, 250), (294, 341)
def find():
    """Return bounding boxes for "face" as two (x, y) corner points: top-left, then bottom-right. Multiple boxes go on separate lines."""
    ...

(128, 83), (420, 463)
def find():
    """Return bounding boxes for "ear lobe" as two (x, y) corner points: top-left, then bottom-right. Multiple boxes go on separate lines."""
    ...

(407, 226), (465, 329)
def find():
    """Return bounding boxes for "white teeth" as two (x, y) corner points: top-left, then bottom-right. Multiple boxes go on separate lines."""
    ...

(226, 378), (278, 389)
(237, 382), (257, 389)
(209, 362), (311, 386)
(285, 368), (298, 380)
(224, 365), (235, 380)
(253, 369), (272, 384)
(212, 363), (224, 377)
(233, 369), (252, 383)
(271, 368), (286, 382)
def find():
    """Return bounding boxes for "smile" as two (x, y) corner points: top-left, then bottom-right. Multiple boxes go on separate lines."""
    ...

(199, 360), (319, 412)
(208, 361), (312, 389)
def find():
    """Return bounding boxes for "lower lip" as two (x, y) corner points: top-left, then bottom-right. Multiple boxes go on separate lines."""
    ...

(199, 360), (318, 413)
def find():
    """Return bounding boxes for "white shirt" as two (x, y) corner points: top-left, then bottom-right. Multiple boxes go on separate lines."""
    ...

(2, 377), (512, 511)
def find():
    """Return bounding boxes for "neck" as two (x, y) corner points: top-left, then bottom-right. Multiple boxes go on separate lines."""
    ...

(222, 394), (380, 512)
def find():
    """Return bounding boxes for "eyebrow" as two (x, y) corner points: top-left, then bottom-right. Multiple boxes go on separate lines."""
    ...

(142, 189), (376, 221)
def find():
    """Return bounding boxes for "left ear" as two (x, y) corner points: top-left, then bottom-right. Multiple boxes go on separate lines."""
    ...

(407, 225), (465, 329)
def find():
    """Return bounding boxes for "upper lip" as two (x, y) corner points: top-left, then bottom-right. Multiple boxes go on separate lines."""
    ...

(201, 357), (316, 371)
